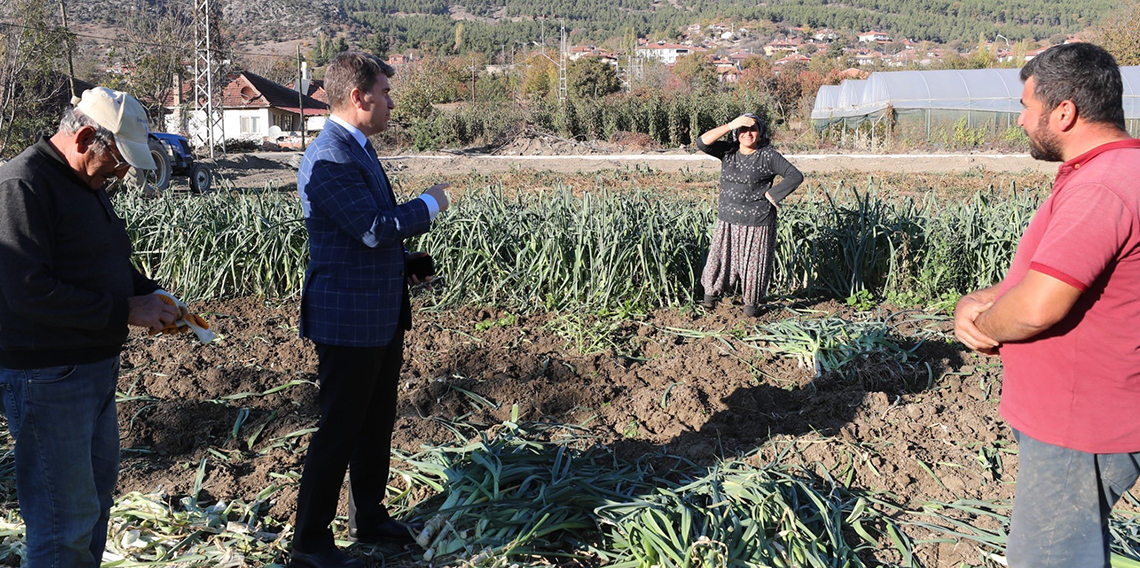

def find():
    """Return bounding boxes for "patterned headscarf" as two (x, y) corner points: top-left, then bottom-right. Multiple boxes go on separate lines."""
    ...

(733, 112), (766, 140)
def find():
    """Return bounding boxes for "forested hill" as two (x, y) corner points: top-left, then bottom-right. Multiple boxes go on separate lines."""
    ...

(348, 0), (1115, 53)
(24, 0), (1114, 52)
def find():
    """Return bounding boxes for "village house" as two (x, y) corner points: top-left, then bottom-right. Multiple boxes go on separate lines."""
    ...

(636, 41), (703, 64)
(887, 49), (926, 67)
(567, 45), (622, 70)
(386, 53), (411, 66)
(774, 53), (811, 66)
(763, 38), (801, 57)
(858, 30), (891, 43)
(568, 45), (614, 61)
(718, 67), (741, 83)
(167, 69), (328, 144)
(853, 50), (884, 66)
(727, 51), (757, 66)
(712, 56), (738, 78)
(811, 28), (839, 42)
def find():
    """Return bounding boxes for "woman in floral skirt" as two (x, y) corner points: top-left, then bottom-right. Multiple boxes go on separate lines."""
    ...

(696, 113), (803, 316)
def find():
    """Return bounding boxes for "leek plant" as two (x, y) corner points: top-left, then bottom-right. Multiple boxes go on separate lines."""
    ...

(114, 180), (1043, 309)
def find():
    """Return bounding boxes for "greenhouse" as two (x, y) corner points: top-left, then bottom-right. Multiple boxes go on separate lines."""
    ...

(812, 66), (1140, 142)
(814, 85), (840, 115)
(836, 79), (868, 114)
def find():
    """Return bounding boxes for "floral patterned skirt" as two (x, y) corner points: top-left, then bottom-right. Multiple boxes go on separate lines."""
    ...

(700, 220), (776, 307)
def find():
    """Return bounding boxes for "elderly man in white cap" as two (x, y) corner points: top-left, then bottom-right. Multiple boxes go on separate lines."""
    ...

(0, 87), (184, 568)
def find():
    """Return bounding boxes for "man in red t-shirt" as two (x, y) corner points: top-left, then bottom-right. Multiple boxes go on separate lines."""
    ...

(955, 43), (1140, 568)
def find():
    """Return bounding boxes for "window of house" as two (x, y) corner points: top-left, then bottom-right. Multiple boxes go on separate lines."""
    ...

(240, 116), (261, 134)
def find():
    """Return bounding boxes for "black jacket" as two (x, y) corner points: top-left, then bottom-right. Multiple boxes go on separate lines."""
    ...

(0, 137), (159, 368)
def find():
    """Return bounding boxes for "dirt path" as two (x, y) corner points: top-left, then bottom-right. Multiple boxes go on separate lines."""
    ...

(212, 151), (1055, 191)
(385, 152), (1056, 175)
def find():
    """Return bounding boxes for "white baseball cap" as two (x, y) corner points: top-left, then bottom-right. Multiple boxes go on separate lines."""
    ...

(73, 87), (156, 170)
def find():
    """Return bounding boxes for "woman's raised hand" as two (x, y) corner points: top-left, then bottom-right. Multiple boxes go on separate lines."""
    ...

(729, 115), (757, 130)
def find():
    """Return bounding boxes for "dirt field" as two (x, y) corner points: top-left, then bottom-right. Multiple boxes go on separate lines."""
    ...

(117, 295), (1006, 567)
(79, 147), (1060, 566)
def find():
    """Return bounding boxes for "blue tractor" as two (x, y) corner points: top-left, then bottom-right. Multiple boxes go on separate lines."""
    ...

(132, 132), (213, 194)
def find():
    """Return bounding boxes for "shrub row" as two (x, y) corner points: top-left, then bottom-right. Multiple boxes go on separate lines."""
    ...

(399, 90), (775, 150)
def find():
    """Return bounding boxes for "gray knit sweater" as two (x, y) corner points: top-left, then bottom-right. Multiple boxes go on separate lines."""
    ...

(696, 137), (804, 226)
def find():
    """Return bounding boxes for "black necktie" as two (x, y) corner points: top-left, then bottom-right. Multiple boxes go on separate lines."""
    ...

(364, 139), (395, 203)
(363, 139), (379, 167)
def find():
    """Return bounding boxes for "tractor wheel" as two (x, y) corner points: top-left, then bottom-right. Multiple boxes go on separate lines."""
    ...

(190, 163), (213, 193)
(145, 138), (172, 191)
(110, 139), (170, 197)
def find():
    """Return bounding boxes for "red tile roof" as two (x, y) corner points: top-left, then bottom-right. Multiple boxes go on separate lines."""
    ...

(224, 72), (328, 114)
(287, 79), (328, 105)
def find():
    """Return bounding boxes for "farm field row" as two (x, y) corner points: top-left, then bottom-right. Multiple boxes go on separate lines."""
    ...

(1, 168), (1135, 567)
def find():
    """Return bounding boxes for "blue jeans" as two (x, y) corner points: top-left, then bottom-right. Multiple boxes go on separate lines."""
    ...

(0, 358), (121, 568)
(1008, 430), (1140, 568)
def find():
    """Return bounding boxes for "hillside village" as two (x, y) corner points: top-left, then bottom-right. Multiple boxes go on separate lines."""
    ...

(532, 24), (1082, 83)
(125, 19), (1090, 150)
(1, 0), (1115, 157)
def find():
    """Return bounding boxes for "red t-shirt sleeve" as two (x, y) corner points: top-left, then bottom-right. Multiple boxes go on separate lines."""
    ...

(1030, 183), (1134, 291)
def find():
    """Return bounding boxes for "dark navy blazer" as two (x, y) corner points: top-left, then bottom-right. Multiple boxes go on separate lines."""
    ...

(297, 121), (431, 347)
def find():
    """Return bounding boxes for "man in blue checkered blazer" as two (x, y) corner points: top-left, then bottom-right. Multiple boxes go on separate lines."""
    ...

(290, 52), (450, 568)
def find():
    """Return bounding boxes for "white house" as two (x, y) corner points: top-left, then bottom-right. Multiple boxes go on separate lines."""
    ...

(858, 30), (891, 43)
(167, 70), (329, 145)
(636, 42), (703, 64)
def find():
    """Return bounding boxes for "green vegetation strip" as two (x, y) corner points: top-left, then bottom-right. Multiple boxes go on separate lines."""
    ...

(117, 180), (1043, 309)
(403, 90), (772, 151)
(746, 315), (918, 379)
(661, 310), (937, 391)
(119, 190), (308, 301)
(2, 421), (1140, 565)
(743, 311), (937, 394)
(389, 418), (913, 567)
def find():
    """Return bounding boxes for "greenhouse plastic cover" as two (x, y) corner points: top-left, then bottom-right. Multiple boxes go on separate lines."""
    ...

(814, 85), (840, 112)
(812, 66), (1140, 121)
(836, 80), (867, 111)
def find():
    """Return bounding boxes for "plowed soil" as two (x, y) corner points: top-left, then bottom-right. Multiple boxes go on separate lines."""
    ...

(114, 295), (1009, 567)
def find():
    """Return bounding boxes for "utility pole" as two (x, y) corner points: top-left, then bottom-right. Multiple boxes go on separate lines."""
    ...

(627, 53), (634, 93)
(297, 44), (305, 149)
(194, 0), (224, 158)
(626, 37), (642, 94)
(534, 20), (566, 104)
(558, 21), (567, 104)
(58, 0), (75, 99)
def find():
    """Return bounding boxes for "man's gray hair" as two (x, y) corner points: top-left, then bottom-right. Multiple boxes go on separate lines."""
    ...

(59, 107), (116, 148)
